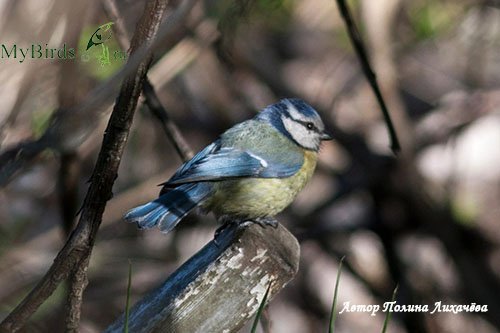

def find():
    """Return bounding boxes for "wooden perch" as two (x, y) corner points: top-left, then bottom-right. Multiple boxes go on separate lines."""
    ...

(105, 223), (300, 333)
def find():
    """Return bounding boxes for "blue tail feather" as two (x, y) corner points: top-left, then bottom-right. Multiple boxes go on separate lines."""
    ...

(124, 183), (212, 233)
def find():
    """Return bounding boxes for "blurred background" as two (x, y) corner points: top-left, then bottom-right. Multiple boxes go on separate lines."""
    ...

(1, 0), (500, 332)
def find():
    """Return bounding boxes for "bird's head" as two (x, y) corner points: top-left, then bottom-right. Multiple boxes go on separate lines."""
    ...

(257, 98), (332, 151)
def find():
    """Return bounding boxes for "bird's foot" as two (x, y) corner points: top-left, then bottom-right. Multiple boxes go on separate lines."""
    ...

(250, 216), (279, 229)
(214, 221), (233, 240)
(213, 216), (279, 242)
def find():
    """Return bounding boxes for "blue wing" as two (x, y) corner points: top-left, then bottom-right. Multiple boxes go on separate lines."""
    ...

(163, 140), (303, 187)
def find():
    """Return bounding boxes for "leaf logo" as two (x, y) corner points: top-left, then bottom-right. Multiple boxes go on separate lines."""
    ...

(86, 22), (114, 51)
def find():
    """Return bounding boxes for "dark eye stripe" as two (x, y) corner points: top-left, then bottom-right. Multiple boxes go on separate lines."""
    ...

(293, 119), (319, 132)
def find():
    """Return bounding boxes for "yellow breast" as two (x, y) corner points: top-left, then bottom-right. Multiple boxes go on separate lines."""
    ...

(205, 150), (318, 219)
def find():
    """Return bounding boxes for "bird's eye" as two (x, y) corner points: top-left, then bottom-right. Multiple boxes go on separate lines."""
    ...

(306, 122), (314, 130)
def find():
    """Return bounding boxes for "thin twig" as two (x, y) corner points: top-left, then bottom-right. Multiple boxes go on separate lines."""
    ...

(335, 0), (401, 154)
(103, 0), (193, 161)
(142, 80), (193, 161)
(0, 1), (169, 332)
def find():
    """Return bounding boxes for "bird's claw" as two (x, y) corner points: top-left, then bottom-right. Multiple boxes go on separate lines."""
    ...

(213, 217), (279, 243)
(250, 217), (279, 228)
(214, 221), (231, 241)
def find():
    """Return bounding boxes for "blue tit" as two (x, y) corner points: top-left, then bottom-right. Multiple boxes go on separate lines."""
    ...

(124, 98), (332, 233)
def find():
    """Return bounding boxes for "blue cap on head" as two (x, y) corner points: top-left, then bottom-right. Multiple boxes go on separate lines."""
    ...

(256, 98), (321, 120)
(285, 98), (319, 118)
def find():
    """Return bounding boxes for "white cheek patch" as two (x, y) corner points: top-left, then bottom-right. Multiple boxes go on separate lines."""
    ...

(282, 115), (318, 150)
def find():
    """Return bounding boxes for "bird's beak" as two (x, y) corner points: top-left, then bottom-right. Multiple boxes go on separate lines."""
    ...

(320, 131), (333, 141)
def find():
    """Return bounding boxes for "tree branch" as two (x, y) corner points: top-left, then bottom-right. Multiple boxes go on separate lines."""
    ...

(0, 1), (169, 331)
(102, 0), (194, 161)
(335, 0), (401, 154)
(104, 224), (300, 333)
(142, 80), (194, 161)
(65, 254), (90, 333)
